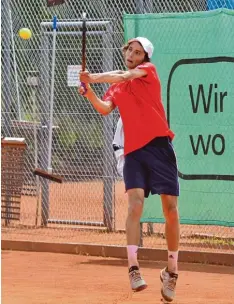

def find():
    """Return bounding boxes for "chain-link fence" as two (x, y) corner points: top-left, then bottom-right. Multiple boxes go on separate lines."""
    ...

(1, 0), (234, 254)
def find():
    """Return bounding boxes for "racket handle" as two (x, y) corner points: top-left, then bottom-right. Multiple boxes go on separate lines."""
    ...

(80, 82), (87, 95)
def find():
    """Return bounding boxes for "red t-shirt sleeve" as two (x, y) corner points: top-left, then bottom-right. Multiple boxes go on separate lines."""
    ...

(103, 85), (117, 108)
(128, 62), (160, 95)
(136, 62), (158, 83)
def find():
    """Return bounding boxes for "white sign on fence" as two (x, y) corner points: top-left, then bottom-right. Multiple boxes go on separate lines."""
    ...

(67, 65), (81, 87)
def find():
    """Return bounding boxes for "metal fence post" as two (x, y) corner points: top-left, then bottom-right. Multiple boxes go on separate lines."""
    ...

(38, 33), (51, 226)
(102, 23), (115, 231)
(2, 0), (13, 135)
(135, 0), (144, 13)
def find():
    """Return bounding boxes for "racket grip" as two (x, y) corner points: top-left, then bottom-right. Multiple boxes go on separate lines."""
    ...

(80, 82), (87, 95)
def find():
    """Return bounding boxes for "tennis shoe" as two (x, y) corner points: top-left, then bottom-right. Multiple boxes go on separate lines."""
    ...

(160, 267), (178, 302)
(129, 266), (147, 292)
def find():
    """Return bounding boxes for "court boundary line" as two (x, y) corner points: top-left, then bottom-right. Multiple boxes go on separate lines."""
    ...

(2, 240), (233, 266)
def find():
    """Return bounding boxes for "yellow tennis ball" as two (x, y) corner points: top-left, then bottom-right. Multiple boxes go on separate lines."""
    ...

(19, 28), (32, 40)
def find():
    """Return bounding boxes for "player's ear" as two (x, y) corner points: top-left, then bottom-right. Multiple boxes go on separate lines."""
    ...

(144, 53), (150, 62)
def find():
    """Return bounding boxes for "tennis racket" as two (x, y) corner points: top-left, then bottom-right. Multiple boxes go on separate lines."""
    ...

(80, 12), (87, 95)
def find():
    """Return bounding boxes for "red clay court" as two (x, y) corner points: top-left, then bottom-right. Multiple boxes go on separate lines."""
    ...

(2, 250), (234, 304)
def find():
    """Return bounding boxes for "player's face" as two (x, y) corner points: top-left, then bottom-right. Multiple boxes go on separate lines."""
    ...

(125, 42), (145, 69)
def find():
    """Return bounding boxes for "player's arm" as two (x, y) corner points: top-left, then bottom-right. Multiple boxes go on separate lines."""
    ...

(78, 85), (115, 116)
(93, 70), (125, 75)
(80, 68), (147, 84)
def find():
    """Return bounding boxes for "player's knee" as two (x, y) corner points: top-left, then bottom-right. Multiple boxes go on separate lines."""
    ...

(126, 189), (144, 220)
(167, 207), (179, 223)
(165, 206), (179, 222)
(162, 196), (179, 222)
(127, 198), (144, 220)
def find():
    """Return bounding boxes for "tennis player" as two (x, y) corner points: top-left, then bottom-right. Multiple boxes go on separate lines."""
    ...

(78, 37), (180, 302)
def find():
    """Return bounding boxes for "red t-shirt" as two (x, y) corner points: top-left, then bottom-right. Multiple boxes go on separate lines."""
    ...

(103, 62), (174, 155)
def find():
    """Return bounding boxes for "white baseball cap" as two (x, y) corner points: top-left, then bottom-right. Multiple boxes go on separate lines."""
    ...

(128, 37), (154, 58)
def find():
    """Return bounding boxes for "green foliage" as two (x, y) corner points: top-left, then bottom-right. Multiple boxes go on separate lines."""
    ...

(57, 128), (78, 148)
(56, 117), (103, 150)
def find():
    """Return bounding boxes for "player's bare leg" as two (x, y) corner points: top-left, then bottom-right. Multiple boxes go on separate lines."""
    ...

(126, 188), (147, 292)
(160, 194), (180, 302)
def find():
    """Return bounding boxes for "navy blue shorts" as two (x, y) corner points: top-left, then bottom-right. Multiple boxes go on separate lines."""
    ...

(123, 137), (179, 198)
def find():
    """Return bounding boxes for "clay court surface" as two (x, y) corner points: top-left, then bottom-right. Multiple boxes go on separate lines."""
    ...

(2, 250), (234, 304)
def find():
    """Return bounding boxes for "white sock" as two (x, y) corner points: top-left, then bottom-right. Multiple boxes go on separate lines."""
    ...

(127, 245), (138, 268)
(168, 251), (179, 274)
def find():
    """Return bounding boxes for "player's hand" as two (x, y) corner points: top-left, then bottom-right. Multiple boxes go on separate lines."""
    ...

(78, 83), (91, 97)
(79, 71), (92, 83)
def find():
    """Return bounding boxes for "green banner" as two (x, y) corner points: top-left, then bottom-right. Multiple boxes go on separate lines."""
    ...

(124, 9), (234, 226)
